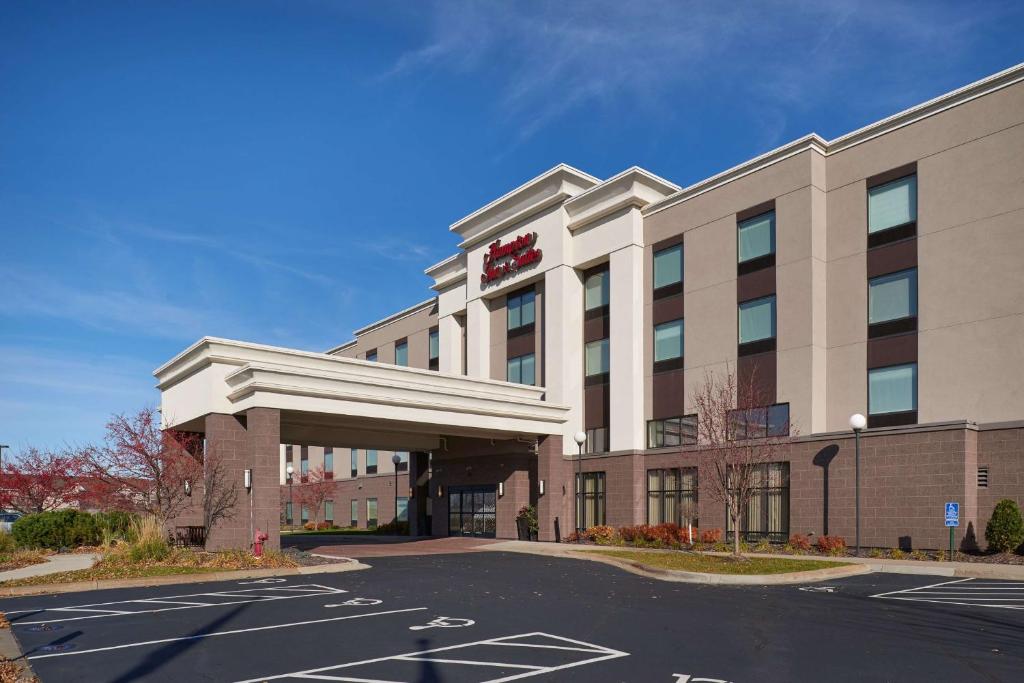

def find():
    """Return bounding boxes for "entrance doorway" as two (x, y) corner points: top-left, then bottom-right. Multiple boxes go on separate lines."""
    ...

(448, 485), (497, 538)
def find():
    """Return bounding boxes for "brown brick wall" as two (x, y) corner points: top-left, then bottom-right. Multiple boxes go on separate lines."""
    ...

(978, 426), (1024, 546)
(280, 471), (413, 528)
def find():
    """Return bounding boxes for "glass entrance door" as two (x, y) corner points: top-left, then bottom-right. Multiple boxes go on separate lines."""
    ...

(448, 486), (497, 538)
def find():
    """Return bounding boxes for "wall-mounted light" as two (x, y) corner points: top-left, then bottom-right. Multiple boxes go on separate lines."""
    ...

(498, 482), (504, 497)
(184, 480), (192, 497)
(539, 480), (545, 496)
(244, 469), (252, 490)
(408, 487), (415, 499)
(436, 484), (444, 498)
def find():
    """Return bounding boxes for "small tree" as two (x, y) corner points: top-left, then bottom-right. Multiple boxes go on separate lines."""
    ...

(200, 444), (238, 546)
(295, 465), (333, 525)
(691, 364), (789, 557)
(985, 499), (1024, 553)
(0, 447), (85, 514)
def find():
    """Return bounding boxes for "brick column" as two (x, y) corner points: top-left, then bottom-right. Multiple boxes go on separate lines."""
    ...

(535, 435), (568, 542)
(203, 408), (281, 552)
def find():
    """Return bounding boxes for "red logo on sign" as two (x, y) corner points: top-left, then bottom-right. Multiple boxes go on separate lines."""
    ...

(481, 232), (542, 286)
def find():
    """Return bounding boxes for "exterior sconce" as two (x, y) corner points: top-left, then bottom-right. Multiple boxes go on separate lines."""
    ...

(539, 479), (545, 496)
(436, 484), (444, 498)
(498, 482), (505, 497)
(184, 480), (192, 497)
(244, 469), (252, 490)
(409, 487), (415, 499)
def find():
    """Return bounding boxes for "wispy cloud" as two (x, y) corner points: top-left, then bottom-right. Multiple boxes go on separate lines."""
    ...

(356, 237), (439, 263)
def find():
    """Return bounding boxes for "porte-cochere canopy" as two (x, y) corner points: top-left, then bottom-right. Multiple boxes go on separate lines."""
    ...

(154, 338), (568, 451)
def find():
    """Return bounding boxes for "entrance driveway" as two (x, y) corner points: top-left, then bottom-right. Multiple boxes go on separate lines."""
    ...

(282, 534), (499, 558)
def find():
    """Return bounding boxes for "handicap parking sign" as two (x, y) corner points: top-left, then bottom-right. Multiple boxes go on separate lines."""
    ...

(945, 502), (959, 527)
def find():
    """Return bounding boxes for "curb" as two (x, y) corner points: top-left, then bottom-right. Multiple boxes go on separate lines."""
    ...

(0, 561), (369, 598)
(0, 623), (36, 682)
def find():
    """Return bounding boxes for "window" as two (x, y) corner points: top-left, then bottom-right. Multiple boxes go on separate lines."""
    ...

(728, 403), (790, 440)
(647, 415), (697, 448)
(350, 499), (358, 527)
(396, 496), (409, 522)
(301, 505), (309, 524)
(647, 468), (698, 527)
(869, 269), (917, 325)
(395, 340), (408, 366)
(507, 289), (536, 330)
(654, 319), (684, 362)
(285, 444), (293, 464)
(350, 448), (358, 478)
(585, 427), (609, 454)
(575, 472), (606, 531)
(428, 328), (439, 370)
(507, 353), (536, 385)
(324, 500), (334, 524)
(978, 467), (989, 489)
(366, 498), (378, 529)
(395, 451), (409, 472)
(868, 363), (917, 416)
(869, 175), (917, 234)
(726, 462), (790, 543)
(585, 339), (609, 377)
(366, 349), (377, 362)
(366, 449), (378, 475)
(323, 448), (334, 479)
(300, 446), (309, 482)
(738, 295), (776, 344)
(584, 270), (609, 311)
(738, 211), (775, 264)
(653, 244), (683, 293)
(284, 502), (293, 526)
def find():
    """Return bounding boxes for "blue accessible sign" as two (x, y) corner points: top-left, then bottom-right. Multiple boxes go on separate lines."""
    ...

(945, 502), (960, 527)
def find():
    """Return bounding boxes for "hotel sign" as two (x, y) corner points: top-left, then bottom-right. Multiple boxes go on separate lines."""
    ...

(481, 232), (542, 286)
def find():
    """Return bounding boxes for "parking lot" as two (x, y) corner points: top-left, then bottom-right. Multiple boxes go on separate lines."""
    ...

(2, 551), (1023, 682)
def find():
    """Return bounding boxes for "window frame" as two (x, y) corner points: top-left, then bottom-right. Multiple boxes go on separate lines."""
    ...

(727, 403), (790, 440)
(738, 294), (777, 349)
(646, 415), (697, 448)
(584, 426), (609, 455)
(868, 267), (918, 336)
(428, 328), (439, 370)
(584, 338), (610, 381)
(725, 462), (790, 543)
(646, 467), (699, 527)
(737, 210), (776, 266)
(366, 498), (378, 529)
(350, 499), (358, 528)
(394, 339), (408, 367)
(653, 243), (684, 298)
(350, 448), (358, 478)
(574, 471), (606, 531)
(867, 173), (918, 248)
(584, 269), (610, 313)
(867, 362), (918, 427)
(507, 288), (536, 332)
(506, 353), (537, 386)
(653, 318), (684, 369)
(323, 447), (334, 479)
(366, 449), (378, 475)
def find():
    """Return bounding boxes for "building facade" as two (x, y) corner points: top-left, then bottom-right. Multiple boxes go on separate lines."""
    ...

(158, 65), (1024, 552)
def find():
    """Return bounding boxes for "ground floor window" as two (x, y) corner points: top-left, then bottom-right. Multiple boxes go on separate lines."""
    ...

(350, 499), (358, 528)
(324, 500), (333, 524)
(575, 472), (606, 531)
(397, 496), (409, 522)
(647, 468), (698, 527)
(367, 498), (378, 529)
(726, 462), (790, 542)
(300, 505), (310, 524)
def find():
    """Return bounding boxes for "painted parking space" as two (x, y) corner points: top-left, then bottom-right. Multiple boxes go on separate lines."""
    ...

(871, 578), (1024, 610)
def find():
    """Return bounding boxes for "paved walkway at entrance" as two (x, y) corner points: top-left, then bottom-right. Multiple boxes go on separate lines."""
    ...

(288, 536), (500, 559)
(0, 552), (98, 582)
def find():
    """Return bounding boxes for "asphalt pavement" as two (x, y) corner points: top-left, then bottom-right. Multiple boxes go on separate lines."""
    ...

(1, 551), (1021, 682)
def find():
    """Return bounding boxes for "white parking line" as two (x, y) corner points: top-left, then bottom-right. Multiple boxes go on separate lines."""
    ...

(871, 578), (1024, 610)
(14, 584), (349, 625)
(237, 632), (629, 683)
(26, 607), (428, 660)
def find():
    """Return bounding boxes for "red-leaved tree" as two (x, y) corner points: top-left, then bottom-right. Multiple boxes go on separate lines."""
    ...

(295, 465), (334, 525)
(0, 447), (85, 514)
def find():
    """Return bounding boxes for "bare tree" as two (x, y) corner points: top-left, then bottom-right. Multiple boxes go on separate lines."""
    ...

(200, 445), (238, 547)
(295, 465), (333, 526)
(691, 363), (790, 557)
(79, 407), (202, 522)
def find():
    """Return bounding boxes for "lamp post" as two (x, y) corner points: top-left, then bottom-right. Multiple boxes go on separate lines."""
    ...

(391, 453), (402, 524)
(285, 464), (294, 528)
(573, 431), (587, 541)
(849, 413), (867, 557)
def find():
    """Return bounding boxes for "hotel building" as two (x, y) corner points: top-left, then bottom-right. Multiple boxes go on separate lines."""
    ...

(157, 64), (1024, 552)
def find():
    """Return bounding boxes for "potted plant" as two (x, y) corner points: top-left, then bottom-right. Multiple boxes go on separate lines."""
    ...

(516, 505), (539, 541)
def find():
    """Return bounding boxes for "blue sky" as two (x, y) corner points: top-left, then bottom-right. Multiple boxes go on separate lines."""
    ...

(2, 0), (1022, 449)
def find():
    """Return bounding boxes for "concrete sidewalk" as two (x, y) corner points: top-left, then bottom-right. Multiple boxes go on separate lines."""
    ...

(0, 552), (98, 583)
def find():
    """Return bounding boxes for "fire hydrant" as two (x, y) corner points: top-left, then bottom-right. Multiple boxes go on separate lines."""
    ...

(253, 528), (269, 558)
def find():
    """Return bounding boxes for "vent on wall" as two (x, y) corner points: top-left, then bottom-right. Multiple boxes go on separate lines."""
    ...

(977, 467), (989, 488)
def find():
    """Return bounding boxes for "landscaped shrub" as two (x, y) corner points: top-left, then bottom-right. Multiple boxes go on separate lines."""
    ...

(786, 534), (812, 552)
(887, 548), (905, 560)
(700, 528), (722, 544)
(11, 510), (100, 549)
(124, 516), (171, 563)
(303, 521), (316, 531)
(375, 519), (409, 535)
(816, 535), (846, 556)
(516, 506), (539, 537)
(584, 525), (617, 545)
(94, 511), (140, 542)
(316, 521), (330, 530)
(985, 499), (1024, 553)
(0, 531), (16, 555)
(868, 548), (884, 559)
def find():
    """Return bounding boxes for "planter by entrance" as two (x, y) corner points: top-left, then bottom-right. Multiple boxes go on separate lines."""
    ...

(448, 486), (497, 538)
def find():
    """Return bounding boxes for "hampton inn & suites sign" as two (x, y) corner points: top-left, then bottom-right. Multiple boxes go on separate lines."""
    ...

(481, 232), (542, 286)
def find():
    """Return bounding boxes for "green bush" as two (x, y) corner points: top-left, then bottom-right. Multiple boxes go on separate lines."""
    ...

(11, 510), (100, 549)
(0, 531), (16, 555)
(95, 511), (140, 542)
(985, 499), (1024, 553)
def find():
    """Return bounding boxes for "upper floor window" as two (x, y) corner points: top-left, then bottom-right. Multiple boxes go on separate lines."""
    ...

(300, 446), (309, 481)
(869, 174), (916, 236)
(869, 268), (917, 325)
(729, 403), (790, 440)
(507, 289), (536, 330)
(738, 295), (776, 344)
(654, 319), (684, 363)
(350, 448), (358, 477)
(869, 363), (917, 417)
(738, 211), (775, 264)
(584, 270), (609, 311)
(653, 244), (683, 293)
(394, 340), (408, 366)
(507, 353), (536, 386)
(366, 449), (378, 475)
(366, 349), (377, 362)
(428, 328), (439, 369)
(324, 447), (334, 478)
(585, 339), (609, 378)
(647, 415), (697, 448)
(395, 451), (409, 472)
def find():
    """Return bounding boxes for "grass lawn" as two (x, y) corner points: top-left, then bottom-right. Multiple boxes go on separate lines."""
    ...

(584, 550), (850, 575)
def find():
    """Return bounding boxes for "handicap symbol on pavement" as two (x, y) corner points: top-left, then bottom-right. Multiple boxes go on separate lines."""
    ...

(325, 598), (384, 607)
(798, 586), (837, 593)
(409, 616), (476, 631)
(673, 675), (731, 683)
(238, 578), (287, 585)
